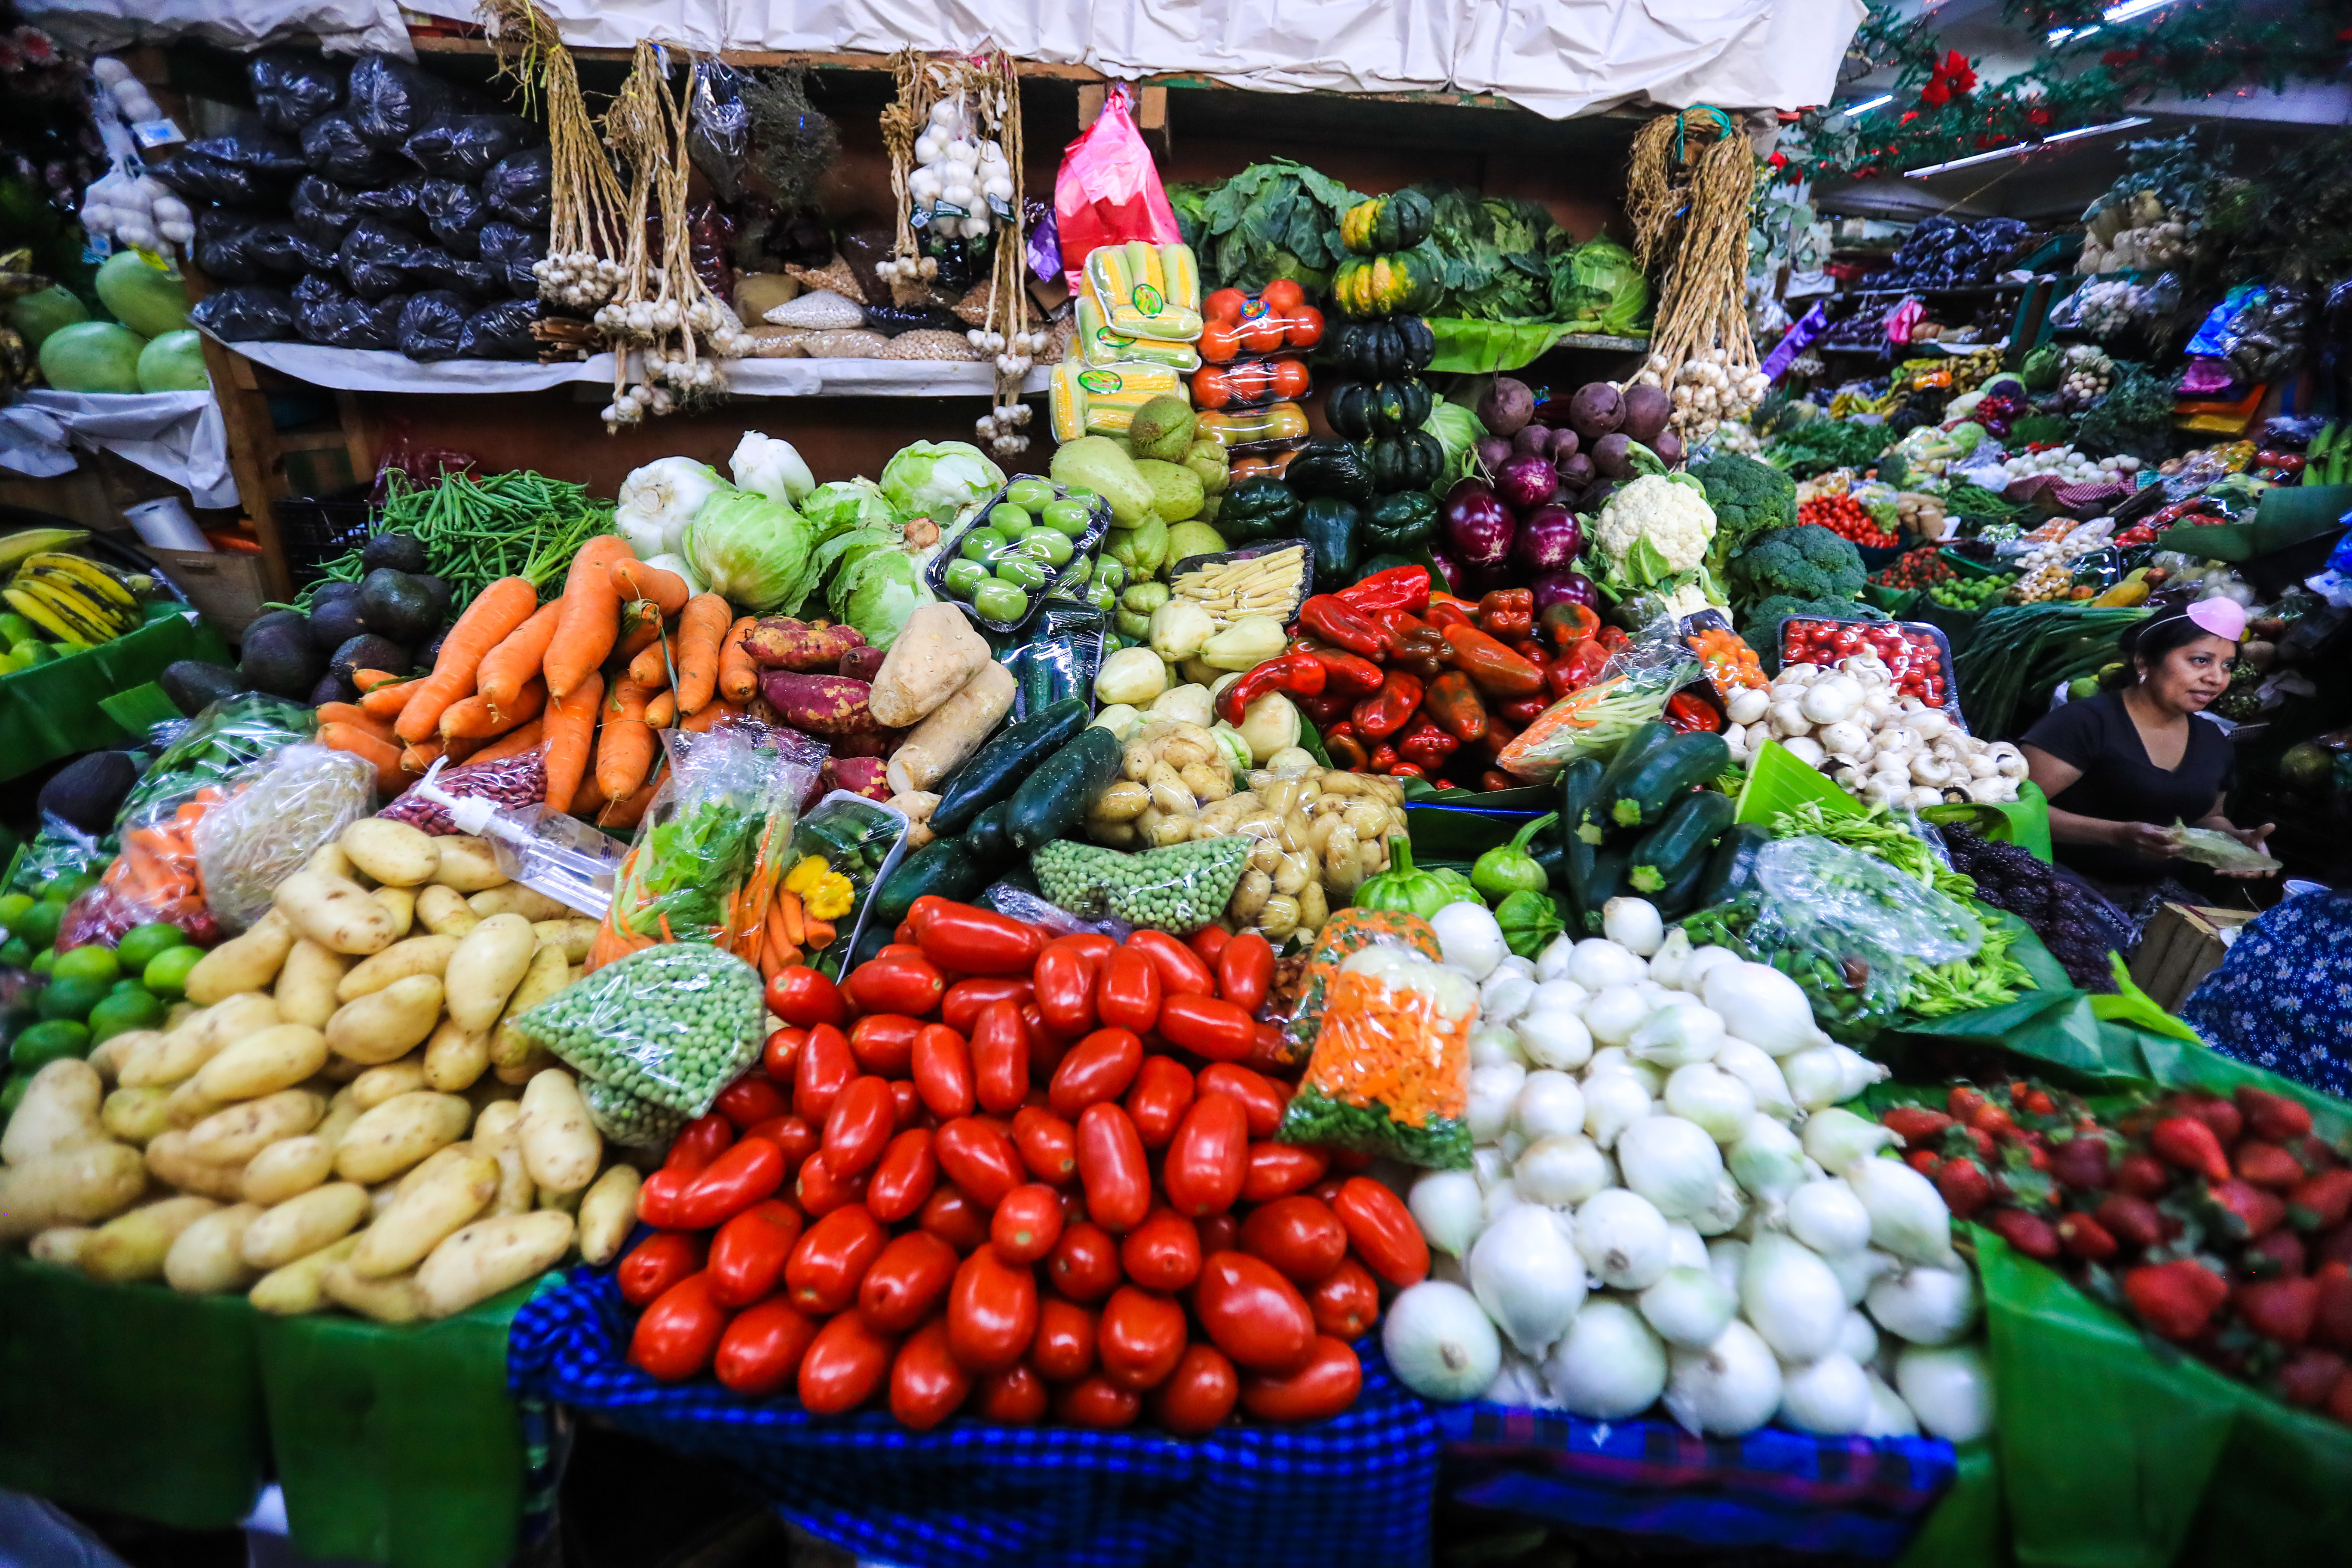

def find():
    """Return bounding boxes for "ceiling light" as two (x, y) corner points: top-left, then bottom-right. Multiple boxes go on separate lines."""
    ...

(1902, 116), (2151, 177)
(1841, 94), (1894, 117)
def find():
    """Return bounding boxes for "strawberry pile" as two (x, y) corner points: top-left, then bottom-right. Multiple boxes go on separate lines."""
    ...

(1881, 1080), (2352, 1420)
(612, 897), (1428, 1434)
(1798, 493), (1901, 550)
(1868, 546), (1955, 592)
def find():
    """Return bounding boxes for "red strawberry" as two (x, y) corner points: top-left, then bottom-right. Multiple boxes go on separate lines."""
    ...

(2208, 1178), (2289, 1241)
(1906, 1148), (1944, 1177)
(2018, 1087), (2057, 1117)
(1936, 1158), (1992, 1220)
(1948, 1085), (1988, 1121)
(1987, 1207), (2061, 1261)
(2153, 1116), (2233, 1183)
(2243, 1227), (2308, 1280)
(2095, 1193), (2165, 1252)
(1972, 1101), (2020, 1140)
(2235, 1140), (2306, 1192)
(2235, 1277), (2320, 1346)
(2315, 1225), (2352, 1271)
(2237, 1085), (2314, 1144)
(2052, 1136), (2111, 1191)
(2116, 1152), (2171, 1198)
(2290, 1170), (2352, 1232)
(1963, 1126), (1998, 1161)
(2184, 1093), (2244, 1146)
(1884, 1106), (1954, 1144)
(2126, 1260), (2230, 1340)
(2314, 1262), (2352, 1351)
(2058, 1211), (2118, 1262)
(2275, 1348), (2347, 1409)
(2295, 1135), (2343, 1174)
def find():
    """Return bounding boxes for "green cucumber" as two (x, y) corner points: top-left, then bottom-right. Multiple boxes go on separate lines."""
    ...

(1557, 756), (1607, 848)
(1694, 822), (1771, 910)
(932, 697), (1089, 835)
(1627, 790), (1736, 895)
(1585, 722), (1675, 843)
(1653, 843), (1716, 921)
(1005, 727), (1124, 851)
(1608, 731), (1733, 829)
(1556, 833), (1597, 935)
(871, 837), (993, 926)
(965, 800), (1013, 865)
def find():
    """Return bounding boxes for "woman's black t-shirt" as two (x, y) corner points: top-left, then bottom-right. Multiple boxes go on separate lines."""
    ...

(2022, 689), (2235, 884)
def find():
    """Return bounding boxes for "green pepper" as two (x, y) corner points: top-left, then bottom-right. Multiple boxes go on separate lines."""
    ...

(1299, 496), (1361, 586)
(1471, 812), (1557, 903)
(1494, 888), (1565, 960)
(1354, 837), (1482, 920)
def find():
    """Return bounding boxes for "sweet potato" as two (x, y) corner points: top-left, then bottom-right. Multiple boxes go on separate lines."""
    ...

(821, 756), (891, 801)
(867, 602), (992, 727)
(887, 661), (1016, 792)
(758, 671), (876, 735)
(742, 617), (864, 672)
(839, 643), (886, 683)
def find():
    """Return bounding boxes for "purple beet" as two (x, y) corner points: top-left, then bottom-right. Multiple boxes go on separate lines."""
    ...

(1583, 479), (1618, 510)
(1590, 432), (1633, 479)
(1556, 451), (1595, 488)
(1475, 436), (1512, 475)
(1496, 451), (1560, 512)
(1620, 383), (1672, 445)
(1512, 423), (1553, 458)
(1652, 429), (1685, 465)
(1548, 428), (1580, 462)
(1513, 503), (1583, 572)
(1442, 478), (1516, 568)
(1533, 569), (1599, 613)
(1478, 376), (1535, 437)
(1567, 382), (1625, 441)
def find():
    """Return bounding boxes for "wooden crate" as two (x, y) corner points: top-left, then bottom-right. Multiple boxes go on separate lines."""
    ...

(2130, 902), (2257, 1012)
(149, 549), (272, 640)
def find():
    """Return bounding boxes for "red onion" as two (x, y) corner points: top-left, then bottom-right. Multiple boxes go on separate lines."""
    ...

(1533, 570), (1599, 613)
(1442, 478), (1516, 568)
(1496, 452), (1560, 512)
(1512, 503), (1583, 572)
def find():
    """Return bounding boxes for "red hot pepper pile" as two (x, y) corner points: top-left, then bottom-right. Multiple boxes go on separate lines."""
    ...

(619, 898), (1430, 1434)
(1877, 1078), (2352, 1421)
(1276, 565), (1630, 792)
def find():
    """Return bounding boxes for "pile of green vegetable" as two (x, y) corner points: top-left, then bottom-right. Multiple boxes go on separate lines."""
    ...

(1762, 416), (1892, 478)
(1169, 161), (1363, 296)
(1955, 603), (2152, 738)
(297, 470), (612, 612)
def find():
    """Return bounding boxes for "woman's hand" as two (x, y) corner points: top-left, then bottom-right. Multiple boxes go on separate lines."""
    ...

(2107, 821), (2176, 861)
(2215, 821), (2278, 877)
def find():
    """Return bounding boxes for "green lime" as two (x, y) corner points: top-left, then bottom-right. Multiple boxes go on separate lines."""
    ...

(116, 922), (189, 971)
(29, 946), (54, 977)
(144, 944), (204, 1000)
(0, 893), (34, 930)
(0, 938), (29, 970)
(52, 943), (121, 987)
(13, 901), (60, 952)
(88, 987), (164, 1043)
(0, 1074), (28, 1118)
(12, 1019), (89, 1071)
(1005, 478), (1056, 512)
(42, 872), (97, 905)
(37, 974), (111, 1022)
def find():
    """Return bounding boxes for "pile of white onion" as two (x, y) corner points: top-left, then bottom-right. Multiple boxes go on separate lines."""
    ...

(1384, 896), (1994, 1445)
(1721, 654), (2025, 811)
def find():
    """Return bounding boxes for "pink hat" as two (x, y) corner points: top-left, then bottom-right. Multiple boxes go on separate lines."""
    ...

(2186, 597), (2248, 642)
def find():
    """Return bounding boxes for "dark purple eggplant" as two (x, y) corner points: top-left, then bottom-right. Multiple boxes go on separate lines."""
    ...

(1475, 436), (1512, 475)
(1620, 383), (1672, 444)
(1478, 376), (1534, 437)
(1441, 478), (1516, 568)
(1512, 504), (1583, 572)
(1495, 452), (1560, 513)
(1590, 432), (1633, 479)
(1567, 382), (1624, 441)
(1533, 569), (1599, 613)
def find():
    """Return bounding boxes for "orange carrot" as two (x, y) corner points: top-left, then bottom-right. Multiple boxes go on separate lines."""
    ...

(614, 604), (663, 665)
(395, 576), (538, 744)
(672, 592), (731, 715)
(644, 691), (677, 728)
(542, 671), (603, 815)
(469, 718), (545, 766)
(804, 918), (836, 950)
(475, 600), (563, 717)
(444, 735), (484, 765)
(718, 616), (760, 704)
(315, 702), (398, 745)
(441, 678), (546, 740)
(627, 631), (674, 689)
(353, 668), (410, 694)
(543, 536), (636, 700)
(597, 765), (663, 831)
(775, 889), (805, 948)
(400, 741), (444, 777)
(681, 700), (747, 734)
(594, 677), (658, 803)
(320, 722), (404, 796)
(611, 558), (691, 617)
(357, 677), (416, 720)
(570, 770), (607, 821)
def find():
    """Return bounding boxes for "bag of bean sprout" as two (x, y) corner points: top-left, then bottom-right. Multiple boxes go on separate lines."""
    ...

(509, 940), (764, 1118)
(1277, 917), (1475, 1169)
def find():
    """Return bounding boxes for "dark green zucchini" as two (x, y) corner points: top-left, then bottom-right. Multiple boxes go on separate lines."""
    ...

(1652, 843), (1717, 921)
(1006, 726), (1124, 850)
(1583, 845), (1631, 931)
(871, 836), (992, 925)
(1584, 722), (1675, 844)
(1556, 833), (1597, 935)
(1627, 790), (1736, 894)
(1607, 731), (1733, 829)
(932, 697), (1089, 835)
(1557, 756), (1606, 847)
(965, 800), (1013, 864)
(1694, 822), (1771, 910)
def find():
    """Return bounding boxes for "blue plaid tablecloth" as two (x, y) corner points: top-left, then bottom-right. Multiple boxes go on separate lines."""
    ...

(510, 1266), (1439, 1568)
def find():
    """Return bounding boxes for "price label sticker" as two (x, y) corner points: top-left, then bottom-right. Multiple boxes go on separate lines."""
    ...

(130, 119), (185, 149)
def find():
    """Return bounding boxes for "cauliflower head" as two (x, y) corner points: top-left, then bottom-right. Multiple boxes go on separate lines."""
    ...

(1593, 473), (1718, 587)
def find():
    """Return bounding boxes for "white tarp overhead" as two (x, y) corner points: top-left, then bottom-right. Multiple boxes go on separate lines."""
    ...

(21, 0), (410, 59)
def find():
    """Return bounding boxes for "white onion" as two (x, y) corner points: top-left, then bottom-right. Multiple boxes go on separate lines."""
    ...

(1498, 1129), (1528, 1166)
(1739, 1232), (1847, 1362)
(1894, 1344), (1994, 1442)
(1663, 1222), (1710, 1272)
(1575, 1187), (1672, 1290)
(1567, 938), (1648, 991)
(1785, 1180), (1873, 1256)
(1862, 1370), (1920, 1437)
(1679, 945), (1743, 995)
(1469, 1024), (1526, 1069)
(1473, 1147), (1511, 1192)
(1665, 1320), (1783, 1437)
(1529, 979), (1587, 1014)
(1409, 1169), (1486, 1259)
(1581, 986), (1651, 1048)
(1484, 1348), (1553, 1408)
(1629, 1004), (1726, 1069)
(1534, 935), (1579, 982)
(1782, 1044), (1893, 1110)
(1712, 1038), (1799, 1123)
(1543, 1298), (1667, 1418)
(1648, 927), (1694, 988)
(1865, 1265), (1978, 1345)
(1845, 1156), (1960, 1268)
(1467, 1062), (1527, 1145)
(1511, 1071), (1586, 1141)
(1484, 1178), (1523, 1223)
(1617, 1115), (1724, 1219)
(1826, 1246), (1899, 1307)
(1726, 1115), (1807, 1214)
(1434, 903), (1508, 979)
(1602, 899), (1664, 956)
(1513, 1133), (1614, 1207)
(1686, 1173), (1747, 1236)
(1470, 1204), (1587, 1356)
(1706, 1237), (1748, 1296)
(1664, 1063), (1756, 1144)
(1480, 970), (1537, 1025)
(1514, 1008), (1594, 1071)
(1383, 1281), (1503, 1402)
(1779, 1352), (1874, 1435)
(1638, 1265), (1737, 1348)
(1801, 1107), (1895, 1173)
(1585, 1047), (1664, 1095)
(1837, 1307), (1880, 1366)
(1700, 963), (1827, 1057)
(1582, 1069), (1652, 1149)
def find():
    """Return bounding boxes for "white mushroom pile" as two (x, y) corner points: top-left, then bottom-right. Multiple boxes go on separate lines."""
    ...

(1719, 656), (2024, 808)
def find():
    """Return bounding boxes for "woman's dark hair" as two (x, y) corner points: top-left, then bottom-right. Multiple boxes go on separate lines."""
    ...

(2100, 610), (2228, 690)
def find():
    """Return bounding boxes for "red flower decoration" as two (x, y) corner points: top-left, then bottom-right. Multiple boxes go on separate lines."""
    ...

(1918, 49), (1978, 107)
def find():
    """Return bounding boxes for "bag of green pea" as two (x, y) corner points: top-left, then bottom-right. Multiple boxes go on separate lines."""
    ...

(580, 1078), (692, 1148)
(508, 941), (765, 1117)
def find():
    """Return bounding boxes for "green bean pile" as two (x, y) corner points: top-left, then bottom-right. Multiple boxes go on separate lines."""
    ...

(297, 470), (614, 609)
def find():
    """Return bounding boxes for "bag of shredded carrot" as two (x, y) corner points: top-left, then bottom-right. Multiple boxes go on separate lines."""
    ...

(1277, 931), (1477, 1169)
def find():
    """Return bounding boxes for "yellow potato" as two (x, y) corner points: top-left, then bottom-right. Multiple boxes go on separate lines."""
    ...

(336, 934), (459, 1003)
(184, 1088), (325, 1166)
(123, 994), (285, 1089)
(82, 1195), (220, 1283)
(275, 871), (398, 956)
(446, 913), (535, 1034)
(186, 910), (296, 1004)
(354, 1151), (497, 1277)
(429, 836), (505, 892)
(274, 940), (350, 1029)
(0, 1143), (148, 1240)
(165, 1000), (198, 1031)
(518, 1069), (600, 1194)
(374, 885), (415, 939)
(164, 1202), (264, 1294)
(142, 1130), (250, 1201)
(470, 884), (573, 923)
(391, 1140), (473, 1201)
(471, 1101), (534, 1216)
(417, 1210), (574, 1319)
(306, 842), (358, 882)
(324, 1258), (425, 1323)
(415, 884), (482, 938)
(313, 1086), (363, 1150)
(29, 1227), (92, 1268)
(326, 975), (444, 1066)
(529, 918), (598, 965)
(577, 1165), (642, 1266)
(321, 1054), (369, 1083)
(86, 1029), (160, 1086)
(423, 1018), (490, 1093)
(248, 1234), (360, 1315)
(242, 1134), (334, 1205)
(195, 1023), (330, 1103)
(492, 943), (572, 1070)
(100, 1086), (172, 1145)
(163, 1076), (229, 1130)
(536, 1184), (582, 1215)
(353, 1054), (432, 1110)
(1, 1058), (106, 1165)
(464, 1075), (523, 1116)
(242, 1181), (370, 1269)
(340, 819), (442, 887)
(333, 1090), (470, 1185)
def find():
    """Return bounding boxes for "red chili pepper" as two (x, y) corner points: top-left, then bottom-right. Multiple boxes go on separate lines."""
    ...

(1479, 588), (1534, 641)
(1216, 931), (1275, 1014)
(765, 966), (845, 1029)
(1127, 930), (1215, 997)
(1313, 647), (1387, 697)
(1369, 609), (1428, 656)
(1389, 627), (1452, 680)
(1367, 743), (1400, 773)
(1297, 595), (1388, 659)
(1421, 672), (1488, 743)
(1321, 721), (1370, 770)
(675, 1136), (787, 1230)
(1335, 564), (1430, 616)
(1424, 596), (1476, 631)
(1216, 650), (1326, 726)
(1444, 622), (1545, 696)
(1295, 689), (1352, 728)
(1095, 946), (1163, 1034)
(913, 902), (1044, 977)
(1157, 993), (1257, 1062)
(845, 951), (947, 1017)
(1496, 694), (1549, 727)
(1396, 717), (1460, 772)
(1540, 601), (1601, 646)
(1663, 691), (1721, 734)
(1351, 670), (1424, 741)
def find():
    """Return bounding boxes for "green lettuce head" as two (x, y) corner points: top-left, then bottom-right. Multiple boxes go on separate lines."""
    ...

(799, 478), (900, 541)
(879, 440), (1006, 526)
(683, 486), (816, 614)
(828, 545), (933, 650)
(1558, 236), (1650, 335)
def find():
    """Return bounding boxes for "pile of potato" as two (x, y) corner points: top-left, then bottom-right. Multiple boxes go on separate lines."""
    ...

(0, 816), (645, 1322)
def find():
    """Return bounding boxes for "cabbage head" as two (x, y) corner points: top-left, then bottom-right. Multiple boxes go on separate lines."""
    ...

(1554, 237), (1650, 335)
(683, 485), (816, 614)
(879, 440), (1005, 526)
(800, 478), (900, 542)
(828, 544), (932, 650)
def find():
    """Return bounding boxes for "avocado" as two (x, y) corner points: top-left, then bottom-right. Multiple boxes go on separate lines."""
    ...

(243, 608), (313, 650)
(358, 570), (438, 645)
(310, 671), (353, 706)
(159, 659), (248, 715)
(361, 531), (429, 574)
(239, 615), (325, 700)
(330, 633), (408, 682)
(308, 591), (369, 650)
(413, 573), (453, 627)
(38, 751), (139, 835)
(416, 622), (450, 670)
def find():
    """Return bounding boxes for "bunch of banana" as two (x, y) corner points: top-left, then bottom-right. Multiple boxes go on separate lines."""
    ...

(0, 250), (49, 394)
(5, 553), (141, 649)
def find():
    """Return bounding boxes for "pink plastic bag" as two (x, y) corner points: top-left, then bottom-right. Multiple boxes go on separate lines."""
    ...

(1054, 84), (1179, 290)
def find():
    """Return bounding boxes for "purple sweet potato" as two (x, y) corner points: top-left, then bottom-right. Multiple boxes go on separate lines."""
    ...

(759, 671), (876, 735)
(743, 616), (865, 672)
(838, 643), (887, 683)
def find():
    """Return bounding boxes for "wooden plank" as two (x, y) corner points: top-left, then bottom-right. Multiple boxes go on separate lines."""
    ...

(183, 267), (294, 601)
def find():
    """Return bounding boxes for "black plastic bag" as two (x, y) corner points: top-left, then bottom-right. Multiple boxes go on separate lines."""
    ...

(189, 286), (295, 342)
(687, 61), (751, 202)
(417, 179), (488, 257)
(158, 133), (303, 206)
(346, 53), (455, 149)
(347, 176), (426, 224)
(481, 145), (552, 227)
(290, 175), (361, 243)
(397, 290), (468, 361)
(293, 273), (402, 350)
(405, 113), (539, 181)
(477, 221), (544, 299)
(248, 51), (345, 135)
(459, 297), (540, 359)
(407, 247), (496, 297)
(300, 113), (406, 185)
(188, 122), (309, 176)
(194, 208), (270, 284)
(340, 217), (422, 301)
(246, 223), (337, 276)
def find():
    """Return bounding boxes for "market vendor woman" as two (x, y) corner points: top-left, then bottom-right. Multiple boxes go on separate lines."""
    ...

(2020, 598), (2274, 916)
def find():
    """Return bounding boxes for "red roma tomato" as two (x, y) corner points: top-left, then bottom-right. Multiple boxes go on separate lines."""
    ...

(1240, 1194), (1348, 1286)
(1054, 1373), (1142, 1429)
(1198, 1213), (1239, 1254)
(675, 1136), (785, 1230)
(1032, 944), (1099, 1037)
(1240, 1336), (1361, 1424)
(1248, 1022), (1290, 1073)
(1011, 1106), (1079, 1185)
(848, 1014), (920, 1078)
(1241, 1142), (1329, 1203)
(1215, 932), (1276, 1014)
(992, 1183), (1067, 1265)
(1125, 1056), (1195, 1149)
(1194, 1250), (1316, 1373)
(975, 1364), (1049, 1424)
(890, 1080), (921, 1129)
(1197, 1065), (1288, 1138)
(1030, 1296), (1097, 1382)
(947, 1247), (1039, 1373)
(1120, 1207), (1202, 1293)
(1047, 1220), (1123, 1304)
(821, 1076), (896, 1176)
(1162, 1093), (1248, 1218)
(1076, 1102), (1151, 1234)
(857, 1230), (960, 1333)
(1098, 1284), (1188, 1390)
(910, 1024), (977, 1121)
(1127, 930), (1215, 998)
(635, 1167), (690, 1228)
(784, 1204), (886, 1315)
(1048, 1027), (1145, 1121)
(798, 1313), (897, 1415)
(845, 951), (946, 1017)
(629, 1271), (729, 1382)
(1021, 1004), (1069, 1082)
(793, 1023), (857, 1124)
(866, 1128), (938, 1225)
(766, 965), (845, 1029)
(889, 1318), (974, 1431)
(762, 1026), (806, 1082)
(793, 1150), (869, 1218)
(969, 1000), (1032, 1117)
(747, 1114), (818, 1173)
(1153, 1343), (1240, 1437)
(1308, 1258), (1381, 1340)
(1188, 925), (1231, 966)
(916, 903), (1044, 977)
(942, 977), (1034, 1036)
(709, 1199), (805, 1308)
(715, 1073), (790, 1131)
(1332, 1176), (1430, 1287)
(714, 1298), (819, 1397)
(618, 1230), (705, 1308)
(1156, 994), (1256, 1062)
(934, 1116), (1023, 1208)
(920, 1184), (991, 1254)
(667, 1114), (735, 1175)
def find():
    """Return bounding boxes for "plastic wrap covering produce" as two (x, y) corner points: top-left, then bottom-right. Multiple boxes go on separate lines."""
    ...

(56, 786), (227, 950)
(1222, 766), (1403, 942)
(1281, 907), (1444, 1068)
(248, 50), (346, 134)
(118, 695), (317, 827)
(292, 275), (402, 351)
(511, 940), (764, 1118)
(404, 114), (538, 181)
(582, 1076), (692, 1148)
(779, 792), (907, 963)
(1496, 619), (1699, 782)
(1031, 836), (1252, 933)
(380, 747), (547, 836)
(191, 742), (377, 933)
(1277, 931), (1476, 1169)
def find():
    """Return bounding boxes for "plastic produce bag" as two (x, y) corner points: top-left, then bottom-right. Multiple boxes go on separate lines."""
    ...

(510, 940), (766, 1118)
(57, 791), (225, 951)
(290, 175), (361, 243)
(1276, 937), (1476, 1168)
(1495, 612), (1700, 782)
(687, 61), (752, 202)
(478, 221), (543, 299)
(1280, 906), (1443, 1066)
(158, 147), (290, 207)
(396, 290), (469, 361)
(779, 791), (909, 964)
(192, 742), (376, 933)
(299, 114), (406, 185)
(417, 178), (488, 257)
(248, 50), (346, 134)
(1052, 83), (1180, 289)
(581, 1078), (689, 1148)
(407, 248), (497, 298)
(481, 145), (552, 226)
(459, 298), (540, 359)
(346, 52), (454, 149)
(1030, 837), (1252, 933)
(117, 695), (316, 827)
(188, 286), (295, 342)
(340, 217), (420, 300)
(404, 113), (537, 180)
(379, 747), (546, 836)
(293, 274), (402, 350)
(348, 176), (427, 224)
(193, 210), (271, 285)
(1742, 834), (1983, 1041)
(6, 817), (109, 901)
(245, 222), (337, 276)
(978, 881), (1129, 940)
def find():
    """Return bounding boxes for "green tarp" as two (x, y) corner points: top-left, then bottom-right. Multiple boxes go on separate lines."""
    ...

(0, 612), (230, 781)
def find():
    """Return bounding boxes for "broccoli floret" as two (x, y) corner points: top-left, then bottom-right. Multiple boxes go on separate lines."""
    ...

(1691, 450), (1798, 579)
(1737, 594), (1887, 668)
(1727, 524), (1868, 605)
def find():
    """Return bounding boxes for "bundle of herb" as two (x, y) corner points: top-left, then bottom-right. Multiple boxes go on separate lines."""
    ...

(1407, 184), (1562, 322)
(1761, 417), (1891, 478)
(2071, 360), (2176, 460)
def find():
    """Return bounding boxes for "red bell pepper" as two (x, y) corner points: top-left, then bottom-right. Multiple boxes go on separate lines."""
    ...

(1479, 769), (1515, 792)
(1388, 761), (1426, 778)
(1396, 718), (1460, 772)
(1444, 623), (1545, 696)
(1553, 637), (1610, 692)
(1216, 650), (1326, 726)
(1479, 589), (1534, 642)
(1597, 625), (1629, 652)
(1296, 596), (1387, 659)
(1421, 672), (1488, 743)
(1312, 648), (1385, 697)
(1664, 691), (1722, 734)
(1296, 689), (1352, 728)
(1512, 640), (1549, 668)
(1424, 595), (1477, 631)
(1351, 671), (1423, 740)
(1322, 722), (1370, 770)
(1335, 564), (1429, 616)
(1540, 601), (1601, 646)
(1367, 743), (1400, 773)
(1497, 694), (1550, 726)
(1389, 628), (1451, 681)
